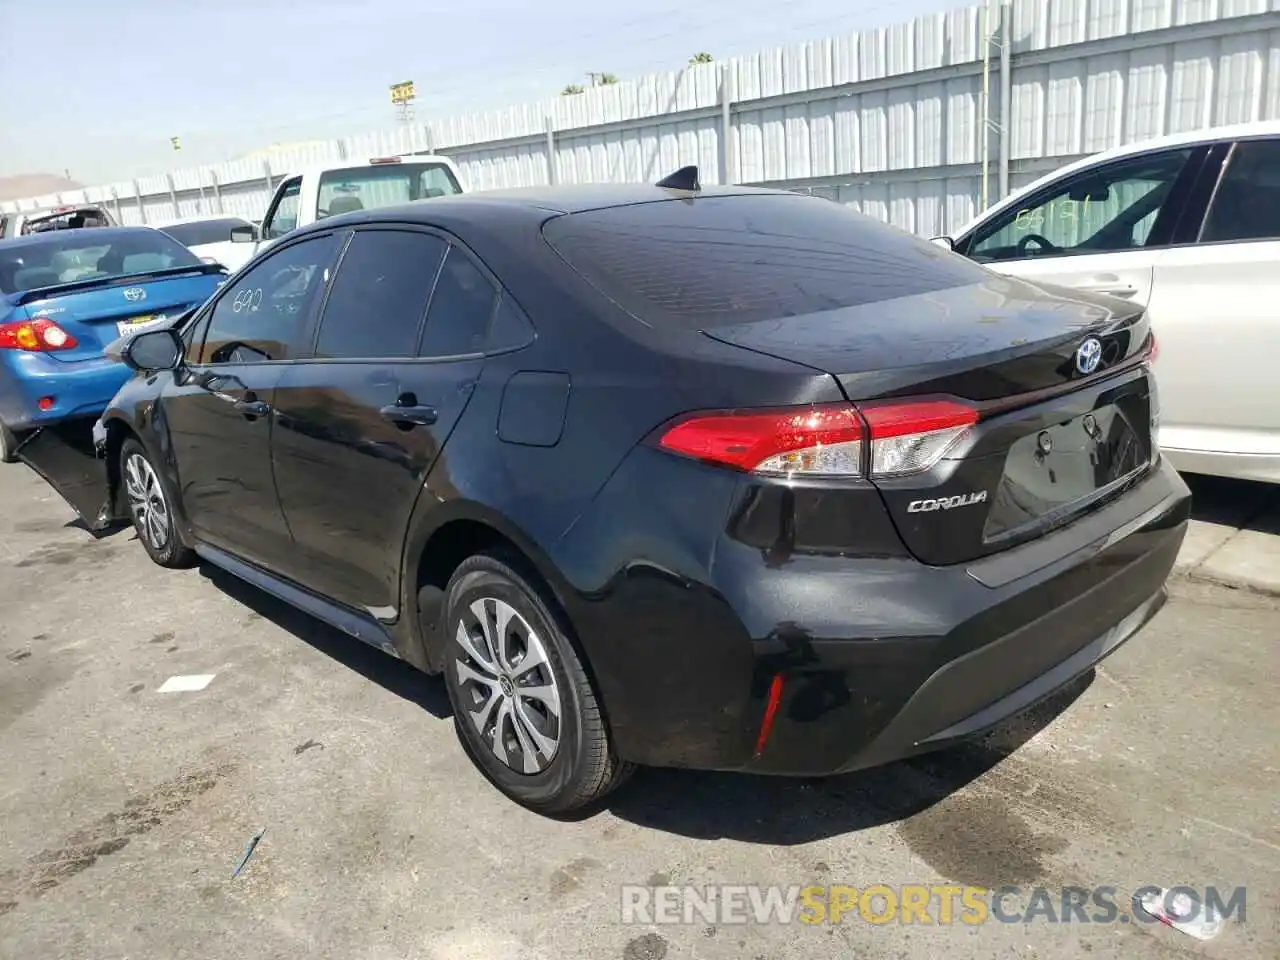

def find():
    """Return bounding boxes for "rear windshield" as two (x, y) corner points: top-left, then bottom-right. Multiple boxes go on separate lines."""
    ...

(542, 193), (990, 328)
(160, 217), (251, 247)
(21, 207), (113, 234)
(0, 230), (203, 295)
(315, 162), (461, 219)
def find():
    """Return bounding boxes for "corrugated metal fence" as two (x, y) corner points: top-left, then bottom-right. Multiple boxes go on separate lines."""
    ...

(5, 0), (1279, 237)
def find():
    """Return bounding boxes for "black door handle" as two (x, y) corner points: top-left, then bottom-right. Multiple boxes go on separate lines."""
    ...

(380, 404), (437, 426)
(235, 399), (270, 418)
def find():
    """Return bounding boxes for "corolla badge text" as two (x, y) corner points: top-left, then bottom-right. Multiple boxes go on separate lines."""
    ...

(907, 491), (989, 513)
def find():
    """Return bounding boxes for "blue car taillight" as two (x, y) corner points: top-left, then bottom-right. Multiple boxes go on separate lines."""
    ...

(0, 316), (79, 352)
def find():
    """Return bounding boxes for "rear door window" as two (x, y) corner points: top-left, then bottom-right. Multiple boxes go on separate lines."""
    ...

(418, 246), (498, 357)
(541, 194), (989, 329)
(313, 229), (448, 359)
(1199, 138), (1280, 243)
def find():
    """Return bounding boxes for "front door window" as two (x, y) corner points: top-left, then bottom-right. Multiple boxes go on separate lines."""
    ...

(963, 149), (1194, 263)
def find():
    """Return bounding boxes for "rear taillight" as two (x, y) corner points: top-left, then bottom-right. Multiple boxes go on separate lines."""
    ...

(656, 398), (977, 479)
(860, 399), (978, 477)
(0, 317), (79, 352)
(658, 403), (864, 477)
(1147, 331), (1159, 363)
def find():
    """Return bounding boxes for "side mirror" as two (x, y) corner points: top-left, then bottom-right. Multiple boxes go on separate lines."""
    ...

(929, 235), (955, 250)
(122, 328), (182, 372)
(230, 225), (258, 243)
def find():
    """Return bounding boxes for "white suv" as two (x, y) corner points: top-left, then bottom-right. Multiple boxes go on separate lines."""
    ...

(942, 120), (1280, 485)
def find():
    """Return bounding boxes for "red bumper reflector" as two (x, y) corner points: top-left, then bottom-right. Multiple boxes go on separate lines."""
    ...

(753, 673), (786, 758)
(37, 396), (54, 411)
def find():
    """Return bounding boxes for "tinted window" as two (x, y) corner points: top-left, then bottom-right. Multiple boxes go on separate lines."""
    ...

(265, 179), (302, 239)
(0, 228), (202, 294)
(1200, 139), (1280, 243)
(542, 194), (988, 328)
(316, 163), (462, 220)
(314, 230), (447, 359)
(488, 293), (535, 351)
(199, 236), (334, 364)
(182, 310), (213, 365)
(419, 247), (498, 357)
(160, 218), (252, 247)
(965, 149), (1193, 263)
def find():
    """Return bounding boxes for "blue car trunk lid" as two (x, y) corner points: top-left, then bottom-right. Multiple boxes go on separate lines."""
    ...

(18, 271), (224, 362)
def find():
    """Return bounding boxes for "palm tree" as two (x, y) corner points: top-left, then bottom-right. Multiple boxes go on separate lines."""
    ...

(689, 52), (714, 64)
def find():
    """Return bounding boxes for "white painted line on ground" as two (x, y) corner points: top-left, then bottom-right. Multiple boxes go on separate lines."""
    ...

(157, 674), (216, 693)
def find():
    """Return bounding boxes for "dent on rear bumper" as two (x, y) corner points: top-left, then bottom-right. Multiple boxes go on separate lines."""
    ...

(583, 459), (1190, 774)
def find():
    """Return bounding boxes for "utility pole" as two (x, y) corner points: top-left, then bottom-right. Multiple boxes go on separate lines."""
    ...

(979, 0), (1010, 210)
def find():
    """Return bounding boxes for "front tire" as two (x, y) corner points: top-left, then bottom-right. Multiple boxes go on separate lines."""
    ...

(441, 552), (633, 814)
(120, 437), (194, 568)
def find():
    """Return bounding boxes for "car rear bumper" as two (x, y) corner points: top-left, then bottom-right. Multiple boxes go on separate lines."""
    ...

(580, 457), (1190, 774)
(0, 352), (130, 429)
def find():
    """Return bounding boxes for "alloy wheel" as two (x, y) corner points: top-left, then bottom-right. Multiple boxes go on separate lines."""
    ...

(454, 596), (563, 774)
(124, 453), (169, 549)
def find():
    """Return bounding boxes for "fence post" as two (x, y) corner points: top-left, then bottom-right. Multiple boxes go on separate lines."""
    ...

(998, 0), (1012, 201)
(133, 180), (146, 224)
(110, 187), (122, 223)
(166, 174), (179, 218)
(423, 123), (435, 155)
(263, 161), (275, 195)
(209, 171), (224, 214)
(545, 117), (557, 186)
(336, 139), (348, 162)
(720, 64), (734, 186)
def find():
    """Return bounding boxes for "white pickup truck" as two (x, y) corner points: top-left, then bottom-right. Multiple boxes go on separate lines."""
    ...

(231, 153), (466, 258)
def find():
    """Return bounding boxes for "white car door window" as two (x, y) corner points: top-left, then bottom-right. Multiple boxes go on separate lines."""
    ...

(963, 148), (1195, 264)
(1145, 136), (1280, 483)
(1199, 138), (1280, 244)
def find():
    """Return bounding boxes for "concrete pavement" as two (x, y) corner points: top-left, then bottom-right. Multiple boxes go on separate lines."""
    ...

(1176, 474), (1280, 596)
(0, 462), (1277, 960)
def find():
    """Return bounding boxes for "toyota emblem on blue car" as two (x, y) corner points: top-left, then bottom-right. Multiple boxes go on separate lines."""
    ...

(1075, 337), (1102, 375)
(123, 287), (146, 302)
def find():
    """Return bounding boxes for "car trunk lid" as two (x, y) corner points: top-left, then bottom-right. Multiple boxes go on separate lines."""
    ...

(16, 268), (223, 362)
(702, 275), (1157, 565)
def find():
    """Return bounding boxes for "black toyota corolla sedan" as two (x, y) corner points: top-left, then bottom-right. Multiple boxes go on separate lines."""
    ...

(24, 171), (1190, 813)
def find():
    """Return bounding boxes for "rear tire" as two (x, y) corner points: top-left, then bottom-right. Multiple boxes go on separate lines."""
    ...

(0, 420), (17, 464)
(120, 437), (195, 568)
(441, 552), (633, 814)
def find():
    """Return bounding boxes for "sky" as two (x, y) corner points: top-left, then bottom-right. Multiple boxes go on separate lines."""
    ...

(0, 0), (972, 186)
